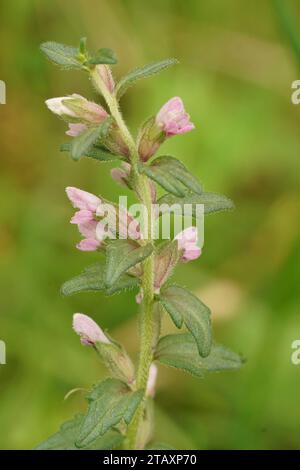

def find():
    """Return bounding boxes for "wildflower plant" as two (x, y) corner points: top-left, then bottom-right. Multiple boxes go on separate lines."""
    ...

(37, 39), (242, 450)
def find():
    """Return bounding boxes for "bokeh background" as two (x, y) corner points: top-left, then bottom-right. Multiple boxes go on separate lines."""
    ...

(1, 0), (300, 450)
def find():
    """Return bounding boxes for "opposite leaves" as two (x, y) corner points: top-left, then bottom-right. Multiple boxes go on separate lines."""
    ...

(158, 285), (212, 357)
(76, 379), (143, 448)
(116, 58), (179, 99)
(155, 333), (243, 378)
(139, 156), (202, 197)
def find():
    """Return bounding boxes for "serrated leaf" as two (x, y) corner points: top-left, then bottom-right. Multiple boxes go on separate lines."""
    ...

(154, 241), (180, 289)
(159, 191), (235, 215)
(116, 58), (179, 99)
(139, 156), (202, 197)
(105, 240), (153, 288)
(60, 142), (122, 162)
(76, 379), (143, 448)
(40, 41), (83, 69)
(35, 414), (123, 450)
(87, 48), (117, 65)
(61, 263), (140, 296)
(155, 334), (243, 378)
(69, 126), (102, 161)
(158, 285), (212, 357)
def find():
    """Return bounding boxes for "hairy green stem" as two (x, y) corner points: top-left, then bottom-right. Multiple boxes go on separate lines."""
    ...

(91, 68), (155, 449)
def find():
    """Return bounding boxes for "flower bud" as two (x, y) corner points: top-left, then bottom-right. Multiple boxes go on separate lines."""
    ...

(175, 227), (201, 262)
(73, 313), (110, 346)
(95, 64), (115, 93)
(66, 123), (88, 137)
(46, 94), (108, 125)
(111, 162), (131, 188)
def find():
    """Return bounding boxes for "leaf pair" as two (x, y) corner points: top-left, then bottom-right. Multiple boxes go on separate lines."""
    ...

(61, 241), (153, 297)
(155, 333), (243, 378)
(40, 40), (117, 70)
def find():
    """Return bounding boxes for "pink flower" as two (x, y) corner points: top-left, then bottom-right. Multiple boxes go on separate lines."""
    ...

(156, 97), (195, 137)
(76, 238), (101, 252)
(66, 123), (87, 137)
(175, 227), (201, 262)
(73, 313), (110, 346)
(96, 65), (115, 93)
(146, 363), (158, 398)
(110, 162), (131, 188)
(66, 187), (101, 212)
(66, 187), (103, 251)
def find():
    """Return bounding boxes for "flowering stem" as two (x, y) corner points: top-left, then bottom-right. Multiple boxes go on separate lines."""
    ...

(91, 68), (155, 449)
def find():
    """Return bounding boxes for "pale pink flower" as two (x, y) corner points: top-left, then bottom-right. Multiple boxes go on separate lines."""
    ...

(175, 227), (201, 262)
(156, 97), (195, 137)
(73, 313), (110, 346)
(70, 210), (94, 225)
(66, 187), (101, 212)
(66, 123), (87, 137)
(76, 238), (101, 252)
(146, 363), (158, 398)
(96, 64), (115, 93)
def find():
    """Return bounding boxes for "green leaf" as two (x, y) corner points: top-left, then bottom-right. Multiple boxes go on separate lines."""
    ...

(154, 241), (180, 289)
(87, 48), (117, 65)
(155, 333), (243, 378)
(159, 191), (235, 215)
(76, 379), (143, 448)
(105, 240), (153, 289)
(158, 285), (212, 357)
(60, 142), (122, 162)
(61, 263), (140, 296)
(69, 126), (102, 161)
(40, 41), (83, 69)
(139, 156), (202, 197)
(116, 58), (179, 99)
(35, 414), (123, 450)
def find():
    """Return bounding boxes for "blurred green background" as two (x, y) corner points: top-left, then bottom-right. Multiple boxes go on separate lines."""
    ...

(1, 0), (300, 450)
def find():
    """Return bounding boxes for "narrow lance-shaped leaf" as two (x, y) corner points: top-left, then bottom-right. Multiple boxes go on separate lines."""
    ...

(61, 263), (140, 297)
(76, 379), (143, 448)
(139, 156), (202, 197)
(40, 41), (83, 70)
(69, 126), (102, 161)
(158, 191), (235, 216)
(155, 333), (243, 378)
(105, 240), (153, 289)
(35, 414), (124, 450)
(61, 142), (123, 162)
(116, 58), (179, 99)
(158, 285), (212, 357)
